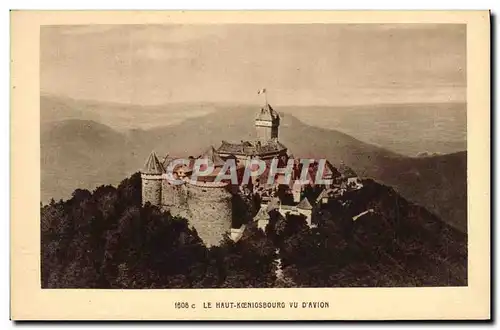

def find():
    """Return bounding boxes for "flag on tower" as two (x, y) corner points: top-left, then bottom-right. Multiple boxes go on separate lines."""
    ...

(257, 88), (266, 95)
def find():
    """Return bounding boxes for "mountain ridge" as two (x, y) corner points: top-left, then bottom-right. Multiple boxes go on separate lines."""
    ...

(40, 96), (467, 232)
(40, 94), (466, 156)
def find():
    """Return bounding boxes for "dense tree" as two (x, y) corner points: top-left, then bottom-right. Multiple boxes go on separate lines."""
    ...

(268, 179), (467, 287)
(42, 172), (206, 288)
(41, 174), (466, 288)
(216, 225), (277, 288)
(41, 172), (277, 288)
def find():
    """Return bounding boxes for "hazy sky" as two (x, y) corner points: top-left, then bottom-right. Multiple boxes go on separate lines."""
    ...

(41, 24), (466, 106)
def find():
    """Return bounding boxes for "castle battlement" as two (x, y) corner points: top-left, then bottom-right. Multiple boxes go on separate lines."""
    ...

(141, 173), (163, 179)
(184, 179), (229, 188)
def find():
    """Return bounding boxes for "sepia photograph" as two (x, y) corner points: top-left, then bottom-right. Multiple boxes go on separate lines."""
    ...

(10, 10), (490, 320)
(40, 23), (468, 289)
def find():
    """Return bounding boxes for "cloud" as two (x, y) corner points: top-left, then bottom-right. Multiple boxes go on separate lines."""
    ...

(41, 24), (466, 106)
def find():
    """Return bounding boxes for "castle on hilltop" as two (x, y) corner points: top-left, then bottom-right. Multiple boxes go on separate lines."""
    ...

(141, 102), (363, 246)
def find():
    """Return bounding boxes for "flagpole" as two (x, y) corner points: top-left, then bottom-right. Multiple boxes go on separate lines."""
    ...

(258, 88), (268, 106)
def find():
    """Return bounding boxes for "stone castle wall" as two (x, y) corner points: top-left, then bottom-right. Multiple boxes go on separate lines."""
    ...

(185, 182), (233, 247)
(162, 180), (188, 208)
(144, 178), (233, 247)
(255, 125), (272, 141)
(141, 174), (162, 206)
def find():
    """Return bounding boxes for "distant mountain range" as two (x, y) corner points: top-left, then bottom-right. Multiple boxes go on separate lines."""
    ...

(40, 95), (467, 232)
(41, 94), (466, 156)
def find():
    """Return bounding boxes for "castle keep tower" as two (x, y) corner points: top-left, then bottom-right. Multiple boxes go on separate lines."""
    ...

(255, 103), (280, 141)
(141, 151), (164, 206)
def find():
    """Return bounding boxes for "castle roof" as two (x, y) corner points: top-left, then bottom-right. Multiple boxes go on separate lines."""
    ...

(316, 189), (328, 202)
(297, 197), (313, 210)
(253, 206), (270, 222)
(316, 188), (339, 202)
(199, 146), (225, 167)
(143, 151), (165, 174)
(255, 103), (280, 122)
(324, 160), (340, 176)
(217, 139), (287, 157)
(307, 160), (341, 181)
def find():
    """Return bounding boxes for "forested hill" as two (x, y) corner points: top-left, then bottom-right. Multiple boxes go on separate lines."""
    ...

(41, 172), (276, 289)
(41, 173), (467, 288)
(276, 180), (467, 287)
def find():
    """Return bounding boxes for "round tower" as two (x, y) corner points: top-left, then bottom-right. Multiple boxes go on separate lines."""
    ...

(183, 146), (234, 246)
(186, 180), (233, 247)
(141, 151), (164, 206)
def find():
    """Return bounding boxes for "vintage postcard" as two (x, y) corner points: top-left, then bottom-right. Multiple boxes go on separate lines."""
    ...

(10, 10), (490, 320)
